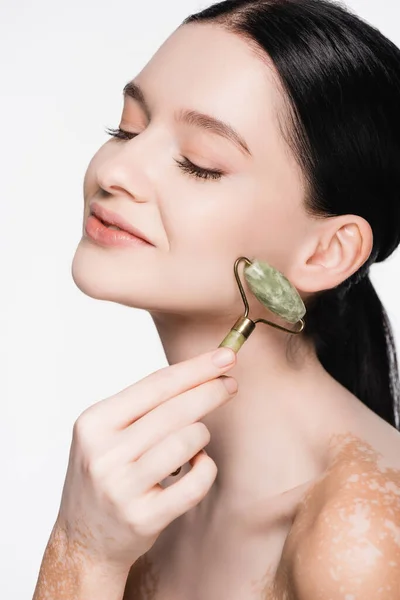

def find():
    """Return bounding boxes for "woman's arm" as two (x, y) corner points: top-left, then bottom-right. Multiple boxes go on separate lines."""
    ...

(32, 522), (131, 600)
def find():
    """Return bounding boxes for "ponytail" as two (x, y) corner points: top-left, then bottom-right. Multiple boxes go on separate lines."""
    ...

(304, 275), (400, 430)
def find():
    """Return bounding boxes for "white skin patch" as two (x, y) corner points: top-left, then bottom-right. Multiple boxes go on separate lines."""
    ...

(384, 520), (400, 546)
(262, 431), (400, 599)
(346, 502), (372, 537)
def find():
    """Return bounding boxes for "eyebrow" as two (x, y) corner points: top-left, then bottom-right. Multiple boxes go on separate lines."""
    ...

(122, 80), (252, 158)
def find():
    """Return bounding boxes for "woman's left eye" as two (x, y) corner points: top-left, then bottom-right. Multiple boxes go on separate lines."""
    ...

(104, 126), (225, 182)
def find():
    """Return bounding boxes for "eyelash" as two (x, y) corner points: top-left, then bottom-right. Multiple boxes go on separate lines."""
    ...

(104, 127), (224, 181)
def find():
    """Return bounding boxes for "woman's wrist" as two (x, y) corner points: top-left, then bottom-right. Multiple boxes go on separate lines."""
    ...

(32, 522), (131, 600)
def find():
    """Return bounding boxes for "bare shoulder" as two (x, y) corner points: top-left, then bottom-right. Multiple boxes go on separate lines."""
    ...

(278, 425), (400, 600)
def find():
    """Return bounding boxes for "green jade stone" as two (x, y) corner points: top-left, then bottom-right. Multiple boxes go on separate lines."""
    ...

(219, 329), (246, 352)
(243, 259), (306, 324)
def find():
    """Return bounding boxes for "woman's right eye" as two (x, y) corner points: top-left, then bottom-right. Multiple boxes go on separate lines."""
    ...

(104, 127), (137, 140)
(104, 126), (225, 182)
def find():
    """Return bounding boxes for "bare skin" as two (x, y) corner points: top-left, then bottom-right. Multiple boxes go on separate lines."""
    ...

(122, 421), (400, 600)
(68, 22), (400, 599)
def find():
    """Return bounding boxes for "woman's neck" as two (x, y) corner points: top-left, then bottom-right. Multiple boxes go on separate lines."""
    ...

(150, 310), (341, 512)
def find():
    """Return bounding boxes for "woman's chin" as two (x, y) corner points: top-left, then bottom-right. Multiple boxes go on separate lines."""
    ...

(70, 242), (156, 308)
(71, 257), (111, 301)
(71, 243), (125, 302)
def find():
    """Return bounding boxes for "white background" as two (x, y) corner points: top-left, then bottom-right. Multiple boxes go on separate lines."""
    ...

(1, 1), (399, 597)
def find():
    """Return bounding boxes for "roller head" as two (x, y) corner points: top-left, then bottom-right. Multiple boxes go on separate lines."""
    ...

(243, 259), (306, 324)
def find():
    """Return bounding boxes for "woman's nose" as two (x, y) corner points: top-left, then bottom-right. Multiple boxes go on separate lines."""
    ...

(95, 128), (166, 202)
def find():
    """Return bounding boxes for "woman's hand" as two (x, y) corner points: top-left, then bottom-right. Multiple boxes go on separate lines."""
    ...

(55, 347), (238, 573)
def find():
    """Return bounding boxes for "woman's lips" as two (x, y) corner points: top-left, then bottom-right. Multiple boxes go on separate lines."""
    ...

(85, 214), (153, 248)
(89, 202), (154, 245)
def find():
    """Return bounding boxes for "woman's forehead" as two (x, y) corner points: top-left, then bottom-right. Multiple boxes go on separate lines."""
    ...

(132, 24), (286, 157)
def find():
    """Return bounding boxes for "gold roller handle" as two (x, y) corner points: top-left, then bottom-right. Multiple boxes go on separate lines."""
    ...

(170, 256), (305, 475)
(218, 316), (256, 353)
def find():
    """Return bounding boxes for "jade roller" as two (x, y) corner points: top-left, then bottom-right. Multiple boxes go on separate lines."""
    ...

(169, 256), (306, 477)
(218, 256), (306, 353)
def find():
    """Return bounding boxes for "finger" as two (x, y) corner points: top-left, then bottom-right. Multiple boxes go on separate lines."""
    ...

(128, 421), (211, 493)
(96, 375), (237, 466)
(97, 347), (237, 430)
(136, 450), (217, 535)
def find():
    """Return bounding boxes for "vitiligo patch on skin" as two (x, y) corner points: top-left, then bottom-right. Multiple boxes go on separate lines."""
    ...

(263, 431), (400, 599)
(32, 523), (93, 599)
(33, 521), (132, 600)
(122, 432), (400, 600)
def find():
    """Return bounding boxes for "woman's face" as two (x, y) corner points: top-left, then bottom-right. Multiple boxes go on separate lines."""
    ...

(72, 23), (310, 318)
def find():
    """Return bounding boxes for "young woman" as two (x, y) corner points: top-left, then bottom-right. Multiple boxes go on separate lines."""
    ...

(33, 1), (400, 598)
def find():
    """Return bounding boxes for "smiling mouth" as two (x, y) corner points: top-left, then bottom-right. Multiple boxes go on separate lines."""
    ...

(85, 213), (153, 248)
(88, 202), (154, 245)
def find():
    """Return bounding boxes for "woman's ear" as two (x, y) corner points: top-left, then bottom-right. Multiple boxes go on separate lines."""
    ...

(288, 215), (373, 294)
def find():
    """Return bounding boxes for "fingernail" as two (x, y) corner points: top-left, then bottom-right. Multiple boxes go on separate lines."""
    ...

(221, 376), (238, 394)
(212, 348), (236, 367)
